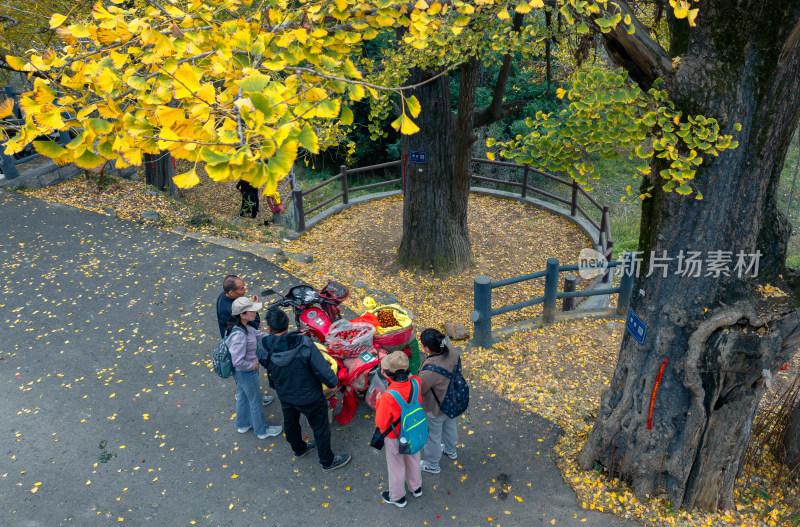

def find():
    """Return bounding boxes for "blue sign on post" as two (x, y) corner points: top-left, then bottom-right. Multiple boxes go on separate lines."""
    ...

(626, 309), (647, 345)
(409, 150), (427, 164)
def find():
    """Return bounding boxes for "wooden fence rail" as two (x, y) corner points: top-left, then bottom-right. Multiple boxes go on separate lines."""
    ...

(470, 254), (635, 348)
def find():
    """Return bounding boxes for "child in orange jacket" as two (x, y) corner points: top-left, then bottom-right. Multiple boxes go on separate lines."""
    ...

(375, 351), (423, 507)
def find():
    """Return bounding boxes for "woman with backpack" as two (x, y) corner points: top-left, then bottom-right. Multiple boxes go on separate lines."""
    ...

(225, 297), (283, 440)
(418, 328), (464, 474)
(374, 351), (424, 508)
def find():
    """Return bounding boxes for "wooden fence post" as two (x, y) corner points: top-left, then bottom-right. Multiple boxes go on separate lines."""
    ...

(521, 165), (529, 198)
(570, 181), (578, 216)
(602, 240), (614, 284)
(292, 188), (305, 232)
(340, 165), (349, 205)
(562, 273), (576, 311)
(1, 150), (21, 180)
(599, 206), (609, 246)
(542, 258), (560, 323)
(470, 275), (493, 348)
(617, 252), (635, 315)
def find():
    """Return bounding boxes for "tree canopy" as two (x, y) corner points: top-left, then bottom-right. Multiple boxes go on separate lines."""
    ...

(1, 0), (708, 199)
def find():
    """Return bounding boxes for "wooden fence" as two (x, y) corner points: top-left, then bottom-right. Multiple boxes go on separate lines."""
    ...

(291, 157), (613, 260)
(0, 85), (72, 180)
(289, 157), (620, 340)
(290, 160), (402, 232)
(470, 254), (635, 347)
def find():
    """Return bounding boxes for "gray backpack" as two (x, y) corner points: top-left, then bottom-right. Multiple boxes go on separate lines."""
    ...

(212, 327), (243, 378)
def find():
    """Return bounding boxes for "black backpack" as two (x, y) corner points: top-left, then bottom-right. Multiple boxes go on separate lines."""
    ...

(422, 358), (469, 418)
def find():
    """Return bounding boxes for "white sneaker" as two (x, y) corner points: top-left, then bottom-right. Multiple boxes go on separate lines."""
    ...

(257, 425), (283, 439)
(237, 426), (252, 434)
(442, 444), (458, 460)
(262, 394), (274, 406)
(420, 460), (440, 474)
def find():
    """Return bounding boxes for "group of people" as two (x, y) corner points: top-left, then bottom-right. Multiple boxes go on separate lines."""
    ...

(215, 274), (466, 504)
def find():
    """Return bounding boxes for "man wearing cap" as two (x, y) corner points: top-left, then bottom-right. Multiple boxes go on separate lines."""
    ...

(227, 297), (283, 439)
(216, 274), (273, 406)
(374, 351), (423, 507)
(258, 307), (351, 472)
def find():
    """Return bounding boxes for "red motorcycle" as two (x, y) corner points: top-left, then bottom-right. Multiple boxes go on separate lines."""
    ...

(261, 281), (350, 342)
(262, 281), (382, 425)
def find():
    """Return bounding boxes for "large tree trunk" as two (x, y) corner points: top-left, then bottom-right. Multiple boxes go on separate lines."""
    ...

(396, 14), (523, 273)
(397, 65), (474, 272)
(781, 382), (800, 470)
(578, 0), (800, 512)
(144, 151), (179, 198)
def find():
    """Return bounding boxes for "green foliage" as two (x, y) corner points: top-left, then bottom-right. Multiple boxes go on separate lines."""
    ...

(98, 439), (116, 463)
(492, 68), (739, 199)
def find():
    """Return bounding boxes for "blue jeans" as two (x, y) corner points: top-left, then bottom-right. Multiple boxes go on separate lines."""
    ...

(233, 369), (266, 436)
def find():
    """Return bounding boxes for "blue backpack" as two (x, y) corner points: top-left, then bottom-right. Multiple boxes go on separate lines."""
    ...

(387, 378), (428, 455)
(421, 358), (469, 418)
(212, 327), (243, 379)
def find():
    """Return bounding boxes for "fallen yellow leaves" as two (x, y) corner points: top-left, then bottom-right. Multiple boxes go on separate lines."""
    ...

(466, 316), (796, 527)
(281, 194), (591, 353)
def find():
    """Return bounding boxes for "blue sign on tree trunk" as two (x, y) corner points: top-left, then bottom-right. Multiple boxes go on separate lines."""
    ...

(626, 309), (647, 345)
(409, 151), (427, 164)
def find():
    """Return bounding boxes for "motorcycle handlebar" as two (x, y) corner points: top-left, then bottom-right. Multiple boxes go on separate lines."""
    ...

(265, 298), (293, 310)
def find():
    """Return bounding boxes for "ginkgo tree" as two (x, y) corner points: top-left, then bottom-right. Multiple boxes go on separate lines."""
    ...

(4, 0), (800, 514)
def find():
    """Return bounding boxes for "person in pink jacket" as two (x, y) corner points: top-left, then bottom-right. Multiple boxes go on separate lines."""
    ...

(225, 297), (282, 439)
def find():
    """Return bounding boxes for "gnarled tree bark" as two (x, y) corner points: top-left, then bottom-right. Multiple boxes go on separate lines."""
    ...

(144, 150), (179, 198)
(577, 0), (800, 512)
(397, 13), (526, 272)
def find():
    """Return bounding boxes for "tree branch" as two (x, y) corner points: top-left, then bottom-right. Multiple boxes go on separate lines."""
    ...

(594, 0), (674, 90)
(779, 16), (800, 64)
(0, 14), (20, 30)
(472, 12), (525, 129)
(473, 99), (527, 128)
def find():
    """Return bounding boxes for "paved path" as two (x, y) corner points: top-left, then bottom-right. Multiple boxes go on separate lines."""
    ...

(0, 190), (636, 526)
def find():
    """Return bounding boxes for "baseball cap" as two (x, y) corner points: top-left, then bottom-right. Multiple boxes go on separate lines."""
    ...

(231, 297), (263, 316)
(381, 351), (409, 373)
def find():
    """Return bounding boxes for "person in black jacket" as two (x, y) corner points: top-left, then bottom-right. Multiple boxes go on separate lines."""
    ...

(236, 179), (260, 218)
(258, 307), (351, 472)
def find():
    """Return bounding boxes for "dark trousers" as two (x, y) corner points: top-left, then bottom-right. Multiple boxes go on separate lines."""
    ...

(240, 190), (259, 218)
(281, 396), (334, 467)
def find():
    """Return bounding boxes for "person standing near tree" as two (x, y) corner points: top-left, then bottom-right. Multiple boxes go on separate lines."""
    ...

(236, 178), (260, 219)
(375, 351), (423, 507)
(418, 329), (461, 474)
(216, 274), (273, 406)
(216, 274), (261, 338)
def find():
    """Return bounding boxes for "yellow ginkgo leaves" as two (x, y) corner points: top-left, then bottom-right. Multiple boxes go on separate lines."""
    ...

(0, 99), (15, 119)
(173, 168), (200, 189)
(669, 0), (699, 25)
